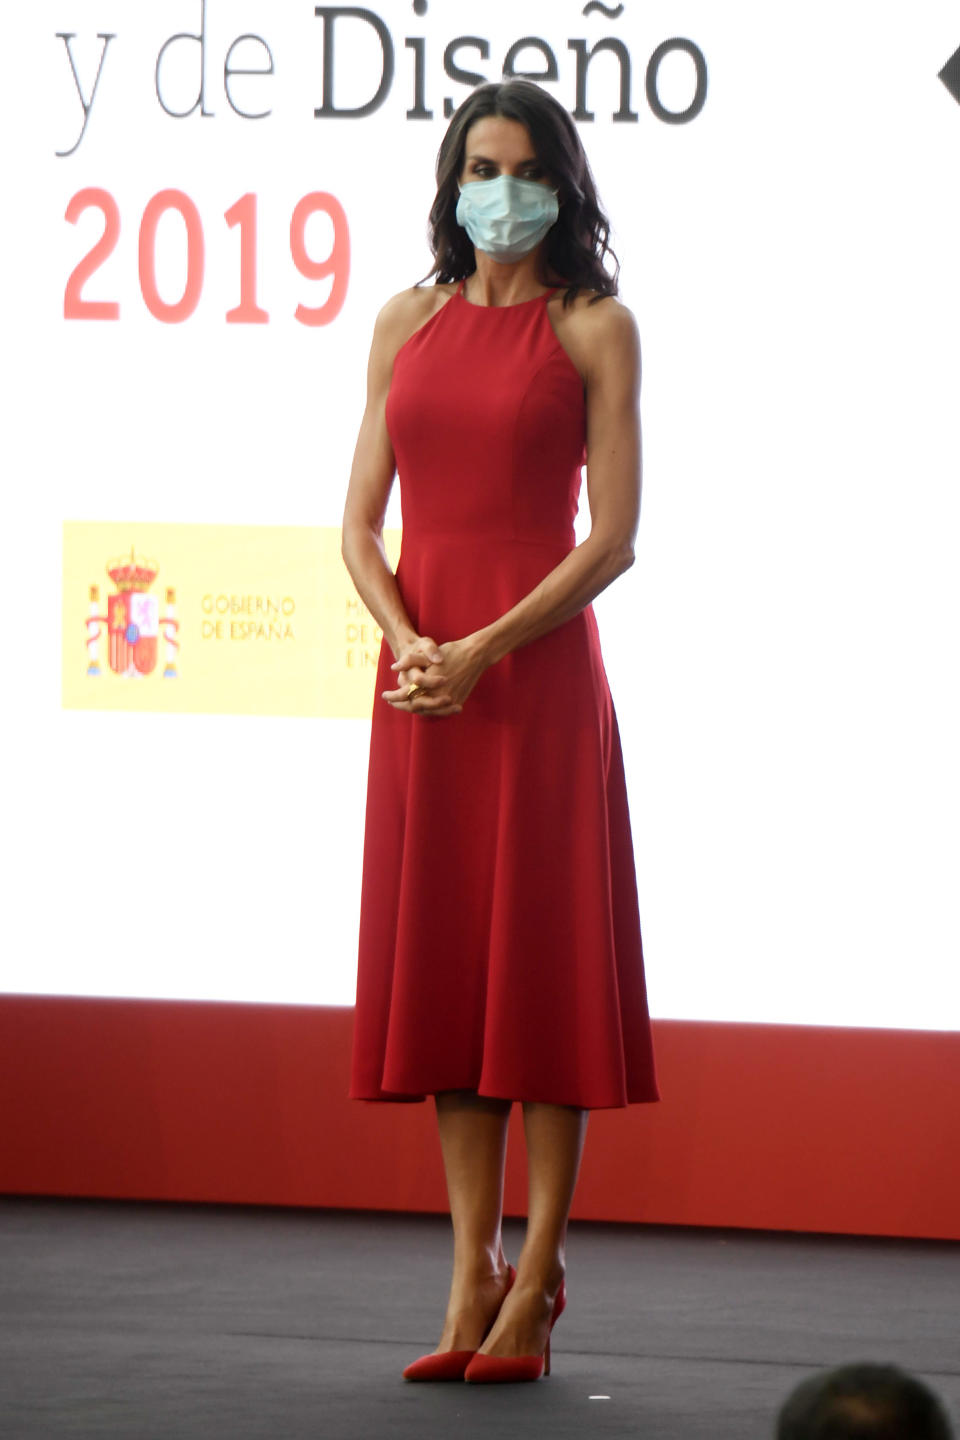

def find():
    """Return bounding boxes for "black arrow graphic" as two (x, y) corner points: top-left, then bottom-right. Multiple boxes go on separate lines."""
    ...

(939, 43), (960, 104)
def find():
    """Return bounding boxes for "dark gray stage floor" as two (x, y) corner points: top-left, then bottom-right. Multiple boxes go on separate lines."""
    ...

(1, 1199), (958, 1440)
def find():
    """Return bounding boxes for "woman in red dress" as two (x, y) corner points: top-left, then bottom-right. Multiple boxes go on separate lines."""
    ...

(341, 79), (658, 1384)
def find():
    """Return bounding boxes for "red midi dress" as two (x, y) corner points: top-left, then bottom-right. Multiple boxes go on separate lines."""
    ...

(349, 284), (659, 1109)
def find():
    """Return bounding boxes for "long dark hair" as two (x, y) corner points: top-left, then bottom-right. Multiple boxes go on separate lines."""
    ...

(425, 79), (619, 305)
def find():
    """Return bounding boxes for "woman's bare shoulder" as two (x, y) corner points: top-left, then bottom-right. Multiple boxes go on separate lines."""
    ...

(549, 290), (639, 380)
(554, 289), (637, 338)
(374, 283), (458, 353)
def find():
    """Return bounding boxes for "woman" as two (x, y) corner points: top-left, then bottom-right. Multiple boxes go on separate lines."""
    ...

(341, 78), (659, 1384)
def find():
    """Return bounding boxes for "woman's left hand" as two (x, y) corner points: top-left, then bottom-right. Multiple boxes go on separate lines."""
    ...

(382, 636), (488, 717)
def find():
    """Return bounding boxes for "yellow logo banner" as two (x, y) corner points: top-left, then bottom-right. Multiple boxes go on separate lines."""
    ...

(62, 522), (401, 717)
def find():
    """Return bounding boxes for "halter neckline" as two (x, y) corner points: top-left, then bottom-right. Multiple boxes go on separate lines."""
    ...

(455, 279), (562, 310)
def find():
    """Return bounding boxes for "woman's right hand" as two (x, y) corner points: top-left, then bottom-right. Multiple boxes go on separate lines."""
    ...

(382, 634), (460, 716)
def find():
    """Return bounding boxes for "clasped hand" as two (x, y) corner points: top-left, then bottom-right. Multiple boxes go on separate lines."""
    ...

(382, 634), (485, 717)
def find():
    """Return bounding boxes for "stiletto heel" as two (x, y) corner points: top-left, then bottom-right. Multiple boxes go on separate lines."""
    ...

(463, 1279), (566, 1384)
(403, 1265), (516, 1381)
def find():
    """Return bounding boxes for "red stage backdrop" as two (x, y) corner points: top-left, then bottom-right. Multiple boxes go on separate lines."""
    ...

(2, 998), (958, 1241)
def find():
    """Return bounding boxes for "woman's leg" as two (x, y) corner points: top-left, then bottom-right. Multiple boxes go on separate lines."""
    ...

(477, 1102), (587, 1358)
(431, 1090), (512, 1353)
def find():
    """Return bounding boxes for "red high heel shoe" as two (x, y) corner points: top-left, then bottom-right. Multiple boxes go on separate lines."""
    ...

(463, 1279), (566, 1383)
(402, 1265), (516, 1382)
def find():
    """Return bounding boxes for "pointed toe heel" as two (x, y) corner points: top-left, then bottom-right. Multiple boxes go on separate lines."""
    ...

(403, 1350), (475, 1382)
(463, 1351), (546, 1384)
(463, 1280), (566, 1385)
(402, 1264), (516, 1381)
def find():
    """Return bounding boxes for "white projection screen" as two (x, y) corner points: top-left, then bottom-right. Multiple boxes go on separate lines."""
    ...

(5, 2), (960, 1032)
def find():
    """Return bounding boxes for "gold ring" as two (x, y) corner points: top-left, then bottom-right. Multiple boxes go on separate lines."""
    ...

(405, 683), (423, 701)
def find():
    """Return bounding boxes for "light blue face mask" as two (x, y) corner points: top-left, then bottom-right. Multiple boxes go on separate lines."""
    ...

(455, 174), (560, 264)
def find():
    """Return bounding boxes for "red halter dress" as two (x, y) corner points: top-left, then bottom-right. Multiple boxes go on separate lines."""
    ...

(349, 284), (659, 1109)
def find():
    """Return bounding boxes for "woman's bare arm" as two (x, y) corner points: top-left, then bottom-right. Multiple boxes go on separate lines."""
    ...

(340, 289), (447, 662)
(474, 296), (641, 665)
